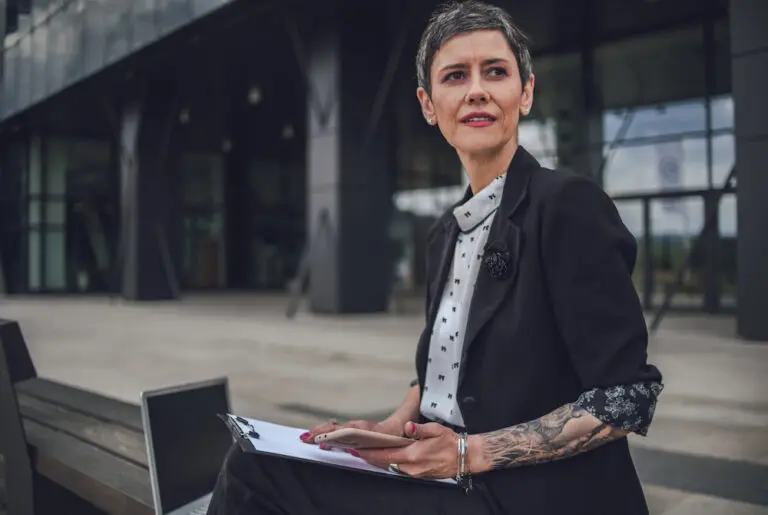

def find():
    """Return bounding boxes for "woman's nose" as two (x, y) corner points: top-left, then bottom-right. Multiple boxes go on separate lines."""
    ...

(466, 86), (489, 104)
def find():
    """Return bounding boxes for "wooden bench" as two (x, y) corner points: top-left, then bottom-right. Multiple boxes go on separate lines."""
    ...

(0, 319), (153, 515)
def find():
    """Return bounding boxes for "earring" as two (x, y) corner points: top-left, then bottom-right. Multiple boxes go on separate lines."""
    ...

(427, 117), (436, 125)
(522, 108), (530, 116)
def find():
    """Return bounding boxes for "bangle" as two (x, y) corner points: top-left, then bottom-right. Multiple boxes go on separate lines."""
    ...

(455, 432), (473, 493)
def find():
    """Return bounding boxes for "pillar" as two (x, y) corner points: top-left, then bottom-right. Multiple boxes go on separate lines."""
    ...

(305, 4), (395, 313)
(553, 0), (603, 184)
(554, 77), (604, 185)
(119, 85), (182, 300)
(731, 0), (768, 340)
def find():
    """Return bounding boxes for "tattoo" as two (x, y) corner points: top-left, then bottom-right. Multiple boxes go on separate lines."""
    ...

(481, 403), (627, 470)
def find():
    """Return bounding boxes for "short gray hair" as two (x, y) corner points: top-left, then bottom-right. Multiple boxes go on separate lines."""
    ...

(415, 1), (533, 95)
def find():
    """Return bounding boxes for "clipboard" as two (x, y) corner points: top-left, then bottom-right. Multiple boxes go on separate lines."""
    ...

(217, 413), (457, 487)
(219, 413), (259, 453)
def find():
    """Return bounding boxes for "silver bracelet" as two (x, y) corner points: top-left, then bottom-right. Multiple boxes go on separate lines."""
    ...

(456, 432), (473, 493)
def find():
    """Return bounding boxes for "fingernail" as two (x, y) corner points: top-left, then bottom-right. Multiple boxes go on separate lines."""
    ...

(300, 432), (311, 441)
(319, 444), (331, 451)
(346, 449), (360, 457)
(408, 422), (416, 433)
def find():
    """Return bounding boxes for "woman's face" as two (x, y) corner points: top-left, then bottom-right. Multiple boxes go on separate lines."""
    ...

(417, 30), (534, 157)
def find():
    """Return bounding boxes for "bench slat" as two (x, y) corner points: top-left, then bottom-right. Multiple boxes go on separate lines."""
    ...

(16, 378), (143, 432)
(18, 393), (148, 468)
(23, 419), (153, 515)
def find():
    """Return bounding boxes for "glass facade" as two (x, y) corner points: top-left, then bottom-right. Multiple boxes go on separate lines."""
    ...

(181, 153), (226, 289)
(391, 15), (736, 312)
(0, 133), (116, 293)
(1, 0), (234, 120)
(0, 0), (739, 312)
(30, 136), (115, 293)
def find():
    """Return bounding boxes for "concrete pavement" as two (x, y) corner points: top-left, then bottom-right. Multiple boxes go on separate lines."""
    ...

(1, 293), (767, 514)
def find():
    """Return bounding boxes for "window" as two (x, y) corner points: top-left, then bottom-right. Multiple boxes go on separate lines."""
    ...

(596, 27), (706, 109)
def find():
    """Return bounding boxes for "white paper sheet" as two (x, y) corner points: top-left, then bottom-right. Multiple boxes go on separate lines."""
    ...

(225, 414), (455, 485)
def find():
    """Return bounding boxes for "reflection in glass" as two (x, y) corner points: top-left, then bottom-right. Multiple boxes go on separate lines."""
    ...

(710, 95), (734, 130)
(614, 200), (645, 302)
(2, 44), (19, 117)
(29, 136), (43, 194)
(596, 27), (705, 109)
(104, 0), (131, 64)
(18, 23), (33, 108)
(133, 0), (157, 49)
(181, 154), (226, 289)
(718, 194), (737, 308)
(519, 119), (557, 169)
(64, 1), (84, 85)
(28, 229), (42, 291)
(603, 137), (707, 195)
(156, 0), (191, 36)
(603, 100), (706, 143)
(47, 139), (68, 195)
(83, 0), (106, 75)
(45, 230), (66, 289)
(46, 4), (64, 93)
(191, 0), (227, 17)
(46, 201), (66, 224)
(32, 3), (49, 103)
(712, 134), (735, 187)
(29, 201), (43, 224)
(650, 196), (704, 308)
(39, 137), (116, 293)
(393, 185), (465, 218)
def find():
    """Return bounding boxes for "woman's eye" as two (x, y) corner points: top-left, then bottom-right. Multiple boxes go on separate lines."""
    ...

(487, 67), (508, 77)
(444, 71), (466, 82)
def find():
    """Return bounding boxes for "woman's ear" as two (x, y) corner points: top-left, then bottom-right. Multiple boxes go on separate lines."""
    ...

(519, 74), (535, 117)
(417, 87), (437, 125)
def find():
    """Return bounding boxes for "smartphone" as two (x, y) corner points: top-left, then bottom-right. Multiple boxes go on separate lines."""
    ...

(314, 428), (414, 449)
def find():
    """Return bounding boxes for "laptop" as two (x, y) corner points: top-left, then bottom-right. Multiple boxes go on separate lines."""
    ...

(141, 377), (233, 515)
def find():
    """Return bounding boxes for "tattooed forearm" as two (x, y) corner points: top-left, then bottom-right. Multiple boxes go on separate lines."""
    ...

(477, 403), (628, 471)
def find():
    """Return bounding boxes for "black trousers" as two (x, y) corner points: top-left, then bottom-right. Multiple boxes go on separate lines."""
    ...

(206, 442), (497, 515)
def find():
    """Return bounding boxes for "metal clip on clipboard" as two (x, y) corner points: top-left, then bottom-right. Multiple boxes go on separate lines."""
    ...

(219, 414), (260, 452)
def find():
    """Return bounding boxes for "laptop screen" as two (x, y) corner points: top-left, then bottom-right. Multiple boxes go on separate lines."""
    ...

(144, 381), (232, 513)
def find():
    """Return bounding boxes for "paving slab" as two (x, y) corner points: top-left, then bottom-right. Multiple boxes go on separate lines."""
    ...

(1, 294), (767, 511)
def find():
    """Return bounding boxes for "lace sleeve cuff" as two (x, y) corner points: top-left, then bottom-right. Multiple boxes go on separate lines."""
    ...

(575, 381), (664, 436)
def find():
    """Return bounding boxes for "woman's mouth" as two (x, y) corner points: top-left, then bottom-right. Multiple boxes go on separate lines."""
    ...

(460, 112), (497, 127)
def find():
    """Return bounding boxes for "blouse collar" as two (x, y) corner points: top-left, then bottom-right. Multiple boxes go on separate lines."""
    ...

(452, 173), (507, 233)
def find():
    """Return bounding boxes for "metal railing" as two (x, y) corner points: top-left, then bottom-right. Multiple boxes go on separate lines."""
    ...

(648, 165), (736, 332)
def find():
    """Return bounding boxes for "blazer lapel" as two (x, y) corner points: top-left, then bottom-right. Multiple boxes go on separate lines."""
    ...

(458, 147), (537, 387)
(416, 215), (459, 377)
(426, 215), (460, 325)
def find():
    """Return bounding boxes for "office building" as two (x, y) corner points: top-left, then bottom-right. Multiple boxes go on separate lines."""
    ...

(1, 0), (766, 340)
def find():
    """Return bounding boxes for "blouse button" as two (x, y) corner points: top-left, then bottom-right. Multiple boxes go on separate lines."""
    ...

(461, 396), (477, 411)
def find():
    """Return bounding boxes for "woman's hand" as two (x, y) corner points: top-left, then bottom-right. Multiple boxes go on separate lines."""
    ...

(300, 418), (404, 445)
(355, 422), (460, 479)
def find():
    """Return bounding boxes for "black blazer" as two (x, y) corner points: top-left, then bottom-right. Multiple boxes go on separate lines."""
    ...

(415, 147), (662, 515)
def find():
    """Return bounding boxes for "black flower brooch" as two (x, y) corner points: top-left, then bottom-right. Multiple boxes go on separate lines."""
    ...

(482, 240), (511, 280)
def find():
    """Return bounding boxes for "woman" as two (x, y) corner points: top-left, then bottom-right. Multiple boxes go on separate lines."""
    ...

(207, 1), (663, 514)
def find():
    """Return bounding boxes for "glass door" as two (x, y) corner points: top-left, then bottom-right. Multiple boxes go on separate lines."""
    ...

(649, 196), (705, 309)
(181, 153), (226, 289)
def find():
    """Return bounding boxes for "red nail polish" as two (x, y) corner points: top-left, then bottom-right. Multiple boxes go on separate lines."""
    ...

(319, 444), (331, 450)
(346, 449), (360, 457)
(408, 422), (416, 433)
(300, 432), (311, 440)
